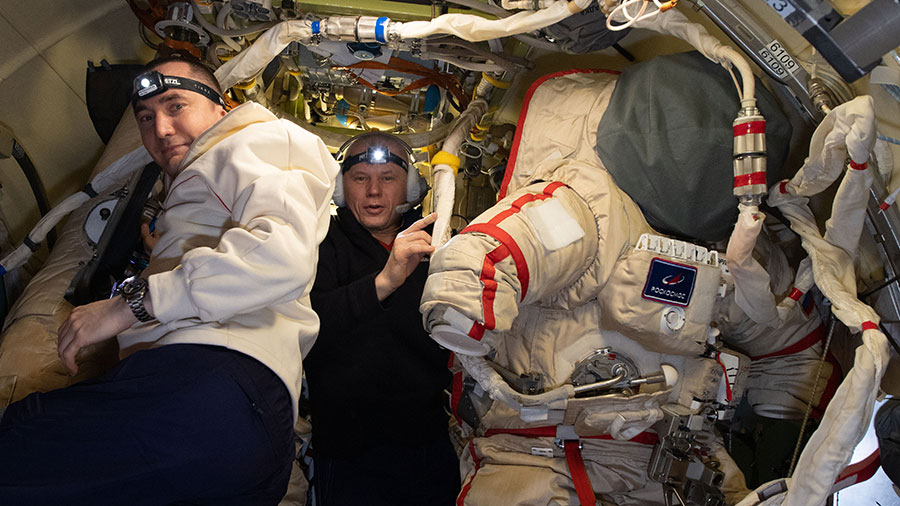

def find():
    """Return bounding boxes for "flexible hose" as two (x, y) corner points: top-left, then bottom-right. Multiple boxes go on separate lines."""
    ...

(189, 0), (275, 37)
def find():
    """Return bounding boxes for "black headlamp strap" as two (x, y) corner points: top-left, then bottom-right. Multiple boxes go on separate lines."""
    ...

(133, 71), (225, 108)
(341, 149), (410, 173)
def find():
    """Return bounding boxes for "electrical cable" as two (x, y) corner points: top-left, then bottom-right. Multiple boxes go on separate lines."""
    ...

(788, 314), (837, 477)
(189, 0), (276, 37)
(138, 20), (159, 50)
(10, 140), (56, 249)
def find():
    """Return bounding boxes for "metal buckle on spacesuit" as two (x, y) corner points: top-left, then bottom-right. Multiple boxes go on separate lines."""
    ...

(554, 424), (582, 451)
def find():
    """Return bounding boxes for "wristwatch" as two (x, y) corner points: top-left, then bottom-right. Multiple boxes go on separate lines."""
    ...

(120, 276), (154, 322)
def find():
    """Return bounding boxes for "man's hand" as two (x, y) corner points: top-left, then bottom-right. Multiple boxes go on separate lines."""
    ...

(141, 222), (160, 254)
(375, 213), (437, 301)
(58, 296), (138, 375)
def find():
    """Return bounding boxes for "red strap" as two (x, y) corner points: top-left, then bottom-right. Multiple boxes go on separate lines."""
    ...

(564, 441), (597, 506)
(812, 351), (843, 419)
(467, 321), (485, 340)
(849, 160), (868, 171)
(450, 370), (464, 426)
(715, 353), (733, 402)
(483, 427), (659, 446)
(457, 440), (482, 506)
(733, 121), (766, 136)
(831, 449), (881, 494)
(750, 323), (825, 360)
(733, 171), (767, 188)
(862, 321), (878, 331)
(788, 287), (804, 301)
(464, 224), (529, 301)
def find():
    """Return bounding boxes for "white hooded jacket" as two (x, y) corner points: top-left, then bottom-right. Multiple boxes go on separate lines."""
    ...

(117, 102), (339, 418)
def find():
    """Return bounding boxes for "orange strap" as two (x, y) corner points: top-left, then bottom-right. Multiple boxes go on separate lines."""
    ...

(335, 56), (470, 109)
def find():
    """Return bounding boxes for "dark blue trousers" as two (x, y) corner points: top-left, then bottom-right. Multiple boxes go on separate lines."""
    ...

(313, 431), (461, 506)
(0, 344), (294, 506)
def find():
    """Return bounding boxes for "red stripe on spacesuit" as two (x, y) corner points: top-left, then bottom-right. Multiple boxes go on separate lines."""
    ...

(833, 449), (880, 490)
(500, 69), (620, 199)
(467, 322), (485, 340)
(788, 288), (803, 301)
(460, 182), (570, 340)
(463, 224), (529, 301)
(715, 353), (733, 402)
(490, 182), (567, 227)
(779, 180), (789, 194)
(483, 427), (659, 446)
(749, 323), (825, 360)
(451, 370), (464, 427)
(456, 440), (481, 506)
(861, 321), (878, 331)
(565, 440), (597, 506)
(849, 160), (868, 171)
(812, 351), (843, 419)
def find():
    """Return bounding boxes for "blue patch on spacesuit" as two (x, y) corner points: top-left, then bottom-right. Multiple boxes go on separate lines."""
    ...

(641, 258), (696, 307)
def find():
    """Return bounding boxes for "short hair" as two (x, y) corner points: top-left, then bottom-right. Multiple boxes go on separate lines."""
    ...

(143, 54), (223, 95)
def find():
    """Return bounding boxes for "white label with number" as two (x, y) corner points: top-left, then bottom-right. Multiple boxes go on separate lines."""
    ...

(765, 0), (796, 19)
(758, 40), (801, 77)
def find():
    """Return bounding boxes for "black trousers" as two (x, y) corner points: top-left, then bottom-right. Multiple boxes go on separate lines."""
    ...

(314, 431), (461, 506)
(0, 344), (294, 506)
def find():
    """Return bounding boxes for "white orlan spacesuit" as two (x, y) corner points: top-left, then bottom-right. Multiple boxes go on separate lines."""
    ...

(420, 68), (842, 506)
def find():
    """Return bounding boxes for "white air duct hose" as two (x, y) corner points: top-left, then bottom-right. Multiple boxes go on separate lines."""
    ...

(735, 96), (890, 506)
(398, 0), (593, 41)
(629, 9), (755, 104)
(431, 98), (489, 247)
(0, 146), (152, 274)
(216, 0), (593, 90)
(215, 19), (313, 90)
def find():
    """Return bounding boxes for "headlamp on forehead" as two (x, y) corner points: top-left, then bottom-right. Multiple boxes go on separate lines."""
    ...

(341, 146), (410, 173)
(132, 70), (225, 108)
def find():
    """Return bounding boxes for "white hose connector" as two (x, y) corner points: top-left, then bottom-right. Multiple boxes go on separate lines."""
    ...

(714, 45), (756, 106)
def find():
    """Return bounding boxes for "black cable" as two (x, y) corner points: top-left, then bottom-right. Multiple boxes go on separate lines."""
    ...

(612, 43), (635, 62)
(138, 20), (159, 50)
(10, 139), (56, 249)
(879, 322), (900, 357)
(859, 275), (900, 300)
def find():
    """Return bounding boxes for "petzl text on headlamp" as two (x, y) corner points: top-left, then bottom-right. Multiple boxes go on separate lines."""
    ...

(132, 71), (225, 108)
(341, 146), (410, 173)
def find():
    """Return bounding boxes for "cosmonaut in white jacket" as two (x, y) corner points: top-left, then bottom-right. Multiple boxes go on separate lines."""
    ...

(0, 57), (339, 504)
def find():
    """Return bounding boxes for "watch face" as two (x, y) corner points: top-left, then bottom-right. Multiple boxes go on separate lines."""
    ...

(121, 277), (146, 298)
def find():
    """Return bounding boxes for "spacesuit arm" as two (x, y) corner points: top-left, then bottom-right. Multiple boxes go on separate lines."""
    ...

(148, 125), (339, 324)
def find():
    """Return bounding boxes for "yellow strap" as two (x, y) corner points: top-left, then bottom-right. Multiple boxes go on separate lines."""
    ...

(233, 78), (257, 90)
(431, 150), (461, 174)
(481, 72), (511, 89)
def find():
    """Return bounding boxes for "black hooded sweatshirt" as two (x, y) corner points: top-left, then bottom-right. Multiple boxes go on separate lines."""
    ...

(304, 207), (451, 458)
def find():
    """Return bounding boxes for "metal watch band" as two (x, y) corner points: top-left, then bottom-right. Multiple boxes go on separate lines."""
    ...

(123, 277), (154, 323)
